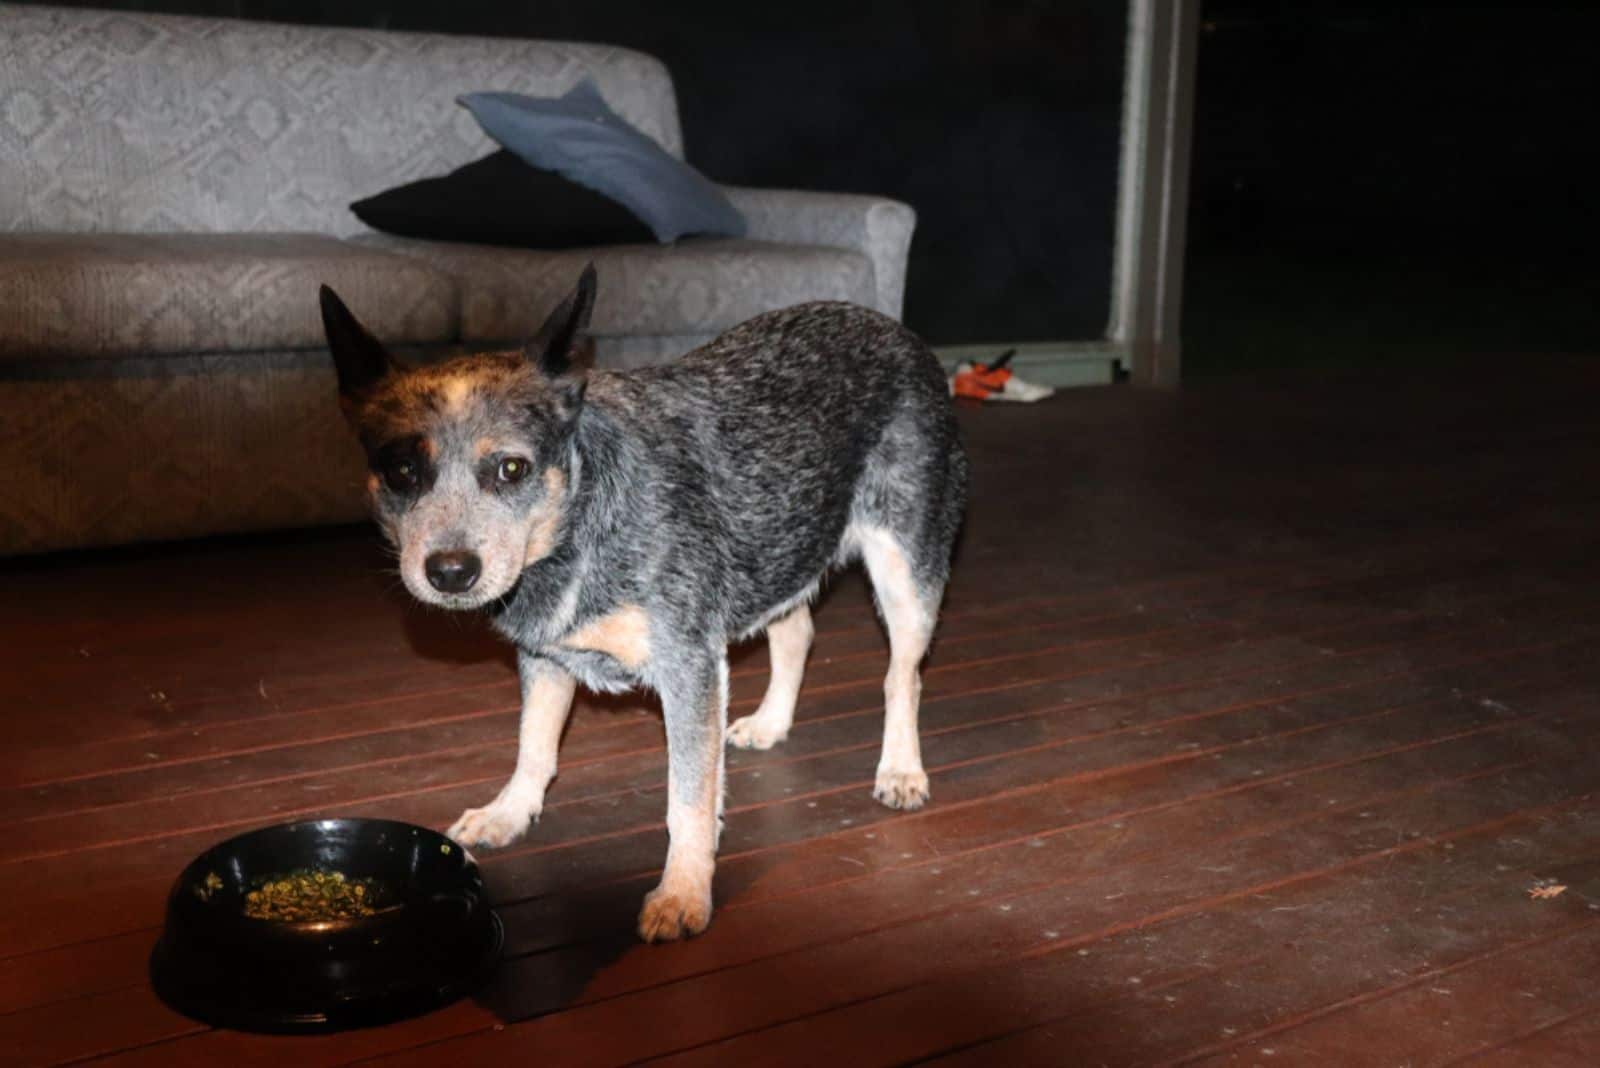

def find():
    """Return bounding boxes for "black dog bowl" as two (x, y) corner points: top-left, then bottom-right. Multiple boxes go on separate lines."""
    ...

(151, 818), (502, 1033)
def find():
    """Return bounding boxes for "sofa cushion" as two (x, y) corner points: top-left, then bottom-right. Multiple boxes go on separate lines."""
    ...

(352, 235), (875, 343)
(0, 234), (456, 361)
(460, 81), (744, 243)
(350, 151), (656, 249)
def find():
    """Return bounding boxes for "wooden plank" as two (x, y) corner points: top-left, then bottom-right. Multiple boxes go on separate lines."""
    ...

(910, 911), (1600, 1068)
(5, 523), (1578, 771)
(1448, 1006), (1600, 1067)
(1173, 923), (1600, 1067)
(7, 638), (1587, 1021)
(0, 572), (1250, 794)
(0, 929), (155, 1018)
(9, 515), (1584, 790)
(87, 691), (1600, 1067)
(2, 536), (1210, 730)
(0, 591), (1466, 876)
(1168, 820), (1600, 1065)
(650, 825), (1600, 1067)
(0, 567), (1239, 781)
(3, 631), (1586, 1039)
(4, 605), (1588, 963)
(6, 588), (1593, 952)
(0, 980), (204, 1067)
(8, 579), (1590, 862)
(278, 732), (1600, 1067)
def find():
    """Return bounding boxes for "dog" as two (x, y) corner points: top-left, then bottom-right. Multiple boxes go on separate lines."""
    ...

(320, 266), (966, 940)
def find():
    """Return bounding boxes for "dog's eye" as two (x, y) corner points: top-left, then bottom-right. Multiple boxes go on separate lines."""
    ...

(383, 459), (419, 492)
(497, 457), (531, 484)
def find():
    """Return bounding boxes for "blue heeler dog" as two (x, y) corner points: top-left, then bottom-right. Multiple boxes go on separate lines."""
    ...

(320, 267), (966, 940)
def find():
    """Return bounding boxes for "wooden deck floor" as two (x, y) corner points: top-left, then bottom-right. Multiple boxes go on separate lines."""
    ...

(4, 359), (1599, 1066)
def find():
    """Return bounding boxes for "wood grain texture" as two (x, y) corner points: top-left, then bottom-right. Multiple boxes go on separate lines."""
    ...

(2, 358), (1598, 1066)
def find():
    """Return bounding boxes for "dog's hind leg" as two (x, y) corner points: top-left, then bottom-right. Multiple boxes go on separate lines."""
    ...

(640, 648), (728, 941)
(726, 603), (813, 750)
(860, 526), (936, 810)
(448, 653), (575, 848)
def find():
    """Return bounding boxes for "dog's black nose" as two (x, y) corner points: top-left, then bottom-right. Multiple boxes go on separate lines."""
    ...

(425, 551), (481, 593)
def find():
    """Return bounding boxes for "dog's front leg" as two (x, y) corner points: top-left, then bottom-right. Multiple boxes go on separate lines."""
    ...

(639, 649), (728, 941)
(448, 653), (576, 849)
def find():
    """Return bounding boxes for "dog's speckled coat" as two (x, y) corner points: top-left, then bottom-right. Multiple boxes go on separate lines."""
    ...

(321, 268), (966, 940)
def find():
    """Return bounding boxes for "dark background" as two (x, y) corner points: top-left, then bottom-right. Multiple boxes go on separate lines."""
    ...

(22, 0), (1129, 347)
(1188, 0), (1600, 376)
(20, 0), (1600, 369)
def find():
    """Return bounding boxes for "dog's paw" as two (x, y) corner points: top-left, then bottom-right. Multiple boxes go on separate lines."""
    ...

(873, 768), (931, 811)
(446, 802), (535, 849)
(637, 881), (713, 942)
(726, 713), (787, 750)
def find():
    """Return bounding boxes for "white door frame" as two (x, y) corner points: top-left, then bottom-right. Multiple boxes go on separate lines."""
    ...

(934, 0), (1200, 391)
(1109, 0), (1201, 388)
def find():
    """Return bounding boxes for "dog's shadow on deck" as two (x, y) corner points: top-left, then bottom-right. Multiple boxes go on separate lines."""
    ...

(468, 876), (652, 1027)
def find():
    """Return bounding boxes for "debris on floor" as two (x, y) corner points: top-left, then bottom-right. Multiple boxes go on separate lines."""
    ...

(950, 348), (1056, 403)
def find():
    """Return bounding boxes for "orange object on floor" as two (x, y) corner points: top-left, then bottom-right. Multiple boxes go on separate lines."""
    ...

(951, 363), (1014, 400)
(951, 348), (1018, 400)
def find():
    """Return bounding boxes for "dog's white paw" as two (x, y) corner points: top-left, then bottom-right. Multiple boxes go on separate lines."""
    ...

(637, 879), (713, 942)
(873, 768), (930, 811)
(446, 802), (535, 849)
(726, 713), (787, 750)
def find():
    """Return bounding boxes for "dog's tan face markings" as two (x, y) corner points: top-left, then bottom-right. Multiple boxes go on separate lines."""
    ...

(352, 352), (579, 609)
(560, 604), (652, 669)
(524, 467), (566, 566)
(439, 374), (475, 416)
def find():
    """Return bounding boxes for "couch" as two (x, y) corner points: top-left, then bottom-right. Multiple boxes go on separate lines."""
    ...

(0, 5), (917, 554)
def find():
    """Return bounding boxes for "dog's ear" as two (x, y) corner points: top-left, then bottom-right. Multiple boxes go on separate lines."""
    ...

(320, 284), (395, 411)
(525, 264), (597, 379)
(549, 374), (588, 426)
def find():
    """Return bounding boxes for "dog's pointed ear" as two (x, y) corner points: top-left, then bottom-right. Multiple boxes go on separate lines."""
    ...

(550, 374), (588, 425)
(525, 264), (597, 379)
(320, 284), (394, 410)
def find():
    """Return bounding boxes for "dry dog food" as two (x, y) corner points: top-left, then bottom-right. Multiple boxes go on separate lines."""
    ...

(244, 869), (380, 922)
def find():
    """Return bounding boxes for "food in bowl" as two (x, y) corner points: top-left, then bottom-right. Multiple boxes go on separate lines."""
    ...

(243, 868), (382, 922)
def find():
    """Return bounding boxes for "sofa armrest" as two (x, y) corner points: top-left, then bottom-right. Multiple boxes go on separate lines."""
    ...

(719, 186), (916, 320)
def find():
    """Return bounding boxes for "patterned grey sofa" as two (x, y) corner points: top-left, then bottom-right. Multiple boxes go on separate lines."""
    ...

(0, 6), (916, 554)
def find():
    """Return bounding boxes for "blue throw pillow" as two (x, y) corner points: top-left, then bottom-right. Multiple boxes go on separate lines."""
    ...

(459, 80), (746, 244)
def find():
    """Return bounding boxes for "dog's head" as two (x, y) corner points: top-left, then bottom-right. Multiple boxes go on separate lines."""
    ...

(320, 266), (596, 609)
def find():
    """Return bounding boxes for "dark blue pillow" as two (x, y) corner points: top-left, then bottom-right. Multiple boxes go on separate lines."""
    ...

(458, 80), (746, 244)
(350, 151), (654, 248)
